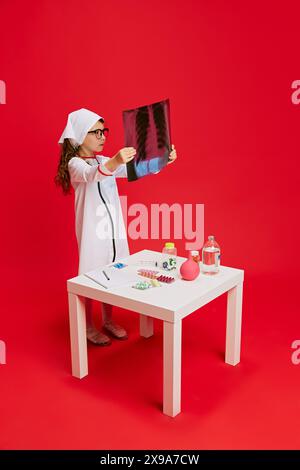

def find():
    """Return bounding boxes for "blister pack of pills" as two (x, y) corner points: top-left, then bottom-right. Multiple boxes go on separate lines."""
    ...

(137, 269), (159, 279)
(156, 275), (175, 283)
(112, 262), (128, 269)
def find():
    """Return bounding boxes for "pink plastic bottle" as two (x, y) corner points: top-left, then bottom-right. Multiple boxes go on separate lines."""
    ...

(180, 251), (200, 281)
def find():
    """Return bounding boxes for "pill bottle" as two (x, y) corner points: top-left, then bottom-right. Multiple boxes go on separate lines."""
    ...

(162, 242), (177, 271)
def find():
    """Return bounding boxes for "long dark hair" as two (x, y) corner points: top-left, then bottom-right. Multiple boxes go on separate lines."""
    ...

(54, 118), (104, 195)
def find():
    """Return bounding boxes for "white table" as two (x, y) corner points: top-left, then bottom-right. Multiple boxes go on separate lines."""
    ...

(67, 249), (244, 417)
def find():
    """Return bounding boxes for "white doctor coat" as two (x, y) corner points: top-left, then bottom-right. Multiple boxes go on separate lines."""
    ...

(68, 155), (130, 275)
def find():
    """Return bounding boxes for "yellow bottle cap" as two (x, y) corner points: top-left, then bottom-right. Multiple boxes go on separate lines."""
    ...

(165, 242), (175, 249)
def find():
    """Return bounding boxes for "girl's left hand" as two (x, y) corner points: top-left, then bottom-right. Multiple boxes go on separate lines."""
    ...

(167, 144), (177, 164)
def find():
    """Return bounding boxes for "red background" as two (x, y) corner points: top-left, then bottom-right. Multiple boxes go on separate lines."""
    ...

(0, 0), (300, 449)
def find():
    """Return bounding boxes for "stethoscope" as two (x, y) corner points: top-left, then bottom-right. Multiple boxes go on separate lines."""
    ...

(85, 155), (117, 263)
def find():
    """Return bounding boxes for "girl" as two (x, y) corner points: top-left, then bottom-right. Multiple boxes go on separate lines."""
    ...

(55, 108), (177, 346)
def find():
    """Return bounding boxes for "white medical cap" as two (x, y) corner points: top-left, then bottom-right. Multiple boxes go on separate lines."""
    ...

(58, 108), (104, 147)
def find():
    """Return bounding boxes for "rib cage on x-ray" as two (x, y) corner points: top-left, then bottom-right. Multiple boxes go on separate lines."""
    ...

(122, 98), (172, 181)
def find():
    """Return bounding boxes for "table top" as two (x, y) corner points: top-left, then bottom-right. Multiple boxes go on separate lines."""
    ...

(67, 249), (244, 321)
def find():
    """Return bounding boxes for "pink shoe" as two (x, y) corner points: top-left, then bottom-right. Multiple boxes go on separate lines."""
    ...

(103, 321), (128, 340)
(86, 327), (112, 346)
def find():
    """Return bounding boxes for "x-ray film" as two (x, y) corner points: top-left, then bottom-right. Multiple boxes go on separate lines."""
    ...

(122, 98), (172, 182)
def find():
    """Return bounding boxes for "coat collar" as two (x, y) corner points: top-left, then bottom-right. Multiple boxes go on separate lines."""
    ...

(76, 154), (101, 165)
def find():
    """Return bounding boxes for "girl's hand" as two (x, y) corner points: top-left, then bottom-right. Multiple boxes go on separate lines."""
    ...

(115, 147), (136, 165)
(167, 144), (177, 165)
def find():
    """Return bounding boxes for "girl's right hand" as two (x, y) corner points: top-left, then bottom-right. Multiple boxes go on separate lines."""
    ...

(115, 147), (136, 165)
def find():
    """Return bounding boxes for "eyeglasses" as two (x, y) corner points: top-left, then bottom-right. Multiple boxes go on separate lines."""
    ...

(87, 127), (109, 139)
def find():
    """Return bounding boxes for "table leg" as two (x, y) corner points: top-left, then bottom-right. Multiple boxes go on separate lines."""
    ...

(140, 315), (154, 338)
(163, 320), (182, 417)
(68, 292), (88, 379)
(225, 282), (243, 366)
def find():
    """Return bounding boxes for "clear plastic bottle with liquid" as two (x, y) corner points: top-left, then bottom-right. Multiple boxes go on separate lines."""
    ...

(201, 235), (221, 275)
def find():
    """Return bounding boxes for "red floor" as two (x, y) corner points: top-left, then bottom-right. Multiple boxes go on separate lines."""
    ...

(1, 269), (299, 450)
